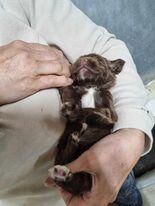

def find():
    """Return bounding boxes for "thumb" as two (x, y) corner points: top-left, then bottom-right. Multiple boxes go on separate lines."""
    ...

(65, 150), (91, 174)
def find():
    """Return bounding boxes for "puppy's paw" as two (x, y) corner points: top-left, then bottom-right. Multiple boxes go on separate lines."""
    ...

(48, 165), (73, 183)
(71, 131), (80, 144)
(61, 102), (80, 121)
(61, 102), (74, 113)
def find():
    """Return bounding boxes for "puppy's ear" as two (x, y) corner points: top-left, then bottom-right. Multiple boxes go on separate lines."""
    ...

(109, 59), (125, 74)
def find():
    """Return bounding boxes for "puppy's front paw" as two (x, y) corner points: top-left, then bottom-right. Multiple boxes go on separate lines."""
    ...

(61, 102), (74, 115)
(48, 165), (73, 183)
(61, 102), (80, 121)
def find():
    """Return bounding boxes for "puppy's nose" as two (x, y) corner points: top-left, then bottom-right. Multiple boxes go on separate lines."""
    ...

(80, 59), (88, 67)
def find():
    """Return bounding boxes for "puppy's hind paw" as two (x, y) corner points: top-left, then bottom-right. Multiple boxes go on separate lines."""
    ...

(48, 165), (73, 183)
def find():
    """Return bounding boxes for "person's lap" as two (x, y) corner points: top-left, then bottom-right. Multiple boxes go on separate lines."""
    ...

(115, 171), (142, 206)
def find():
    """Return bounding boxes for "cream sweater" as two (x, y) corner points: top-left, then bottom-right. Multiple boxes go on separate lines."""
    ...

(0, 0), (154, 205)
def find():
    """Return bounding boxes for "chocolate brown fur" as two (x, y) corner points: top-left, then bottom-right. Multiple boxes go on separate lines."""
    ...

(46, 53), (125, 195)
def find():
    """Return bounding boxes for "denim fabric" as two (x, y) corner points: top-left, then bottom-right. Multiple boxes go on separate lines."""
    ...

(115, 172), (143, 206)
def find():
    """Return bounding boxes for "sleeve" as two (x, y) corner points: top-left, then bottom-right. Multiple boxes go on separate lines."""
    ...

(18, 0), (155, 154)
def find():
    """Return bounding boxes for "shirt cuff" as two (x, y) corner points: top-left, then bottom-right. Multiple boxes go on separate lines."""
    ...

(112, 106), (155, 156)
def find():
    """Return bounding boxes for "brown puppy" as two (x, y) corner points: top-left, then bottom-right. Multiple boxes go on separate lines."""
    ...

(45, 53), (125, 196)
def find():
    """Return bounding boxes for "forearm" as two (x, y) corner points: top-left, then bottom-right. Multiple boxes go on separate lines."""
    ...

(89, 128), (145, 191)
(104, 129), (145, 169)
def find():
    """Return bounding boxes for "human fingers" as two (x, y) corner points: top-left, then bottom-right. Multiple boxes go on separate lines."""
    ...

(4, 40), (71, 77)
(27, 45), (66, 60)
(25, 42), (71, 77)
(0, 40), (66, 62)
(28, 49), (59, 61)
(36, 75), (73, 89)
(27, 43), (66, 60)
(36, 60), (71, 77)
(58, 187), (73, 205)
(27, 42), (65, 60)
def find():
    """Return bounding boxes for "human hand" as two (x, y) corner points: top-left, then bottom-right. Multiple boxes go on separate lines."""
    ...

(59, 129), (145, 206)
(0, 40), (72, 105)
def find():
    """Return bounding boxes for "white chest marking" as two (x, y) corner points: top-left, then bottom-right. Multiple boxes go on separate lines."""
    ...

(81, 88), (96, 108)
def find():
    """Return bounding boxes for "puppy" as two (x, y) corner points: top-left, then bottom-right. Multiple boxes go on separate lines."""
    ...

(45, 53), (125, 195)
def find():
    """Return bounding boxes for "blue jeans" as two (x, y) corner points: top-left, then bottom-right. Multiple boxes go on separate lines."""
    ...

(114, 172), (143, 206)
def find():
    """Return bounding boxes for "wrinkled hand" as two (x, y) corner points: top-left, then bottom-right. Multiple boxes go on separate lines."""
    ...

(0, 40), (72, 105)
(60, 129), (144, 206)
